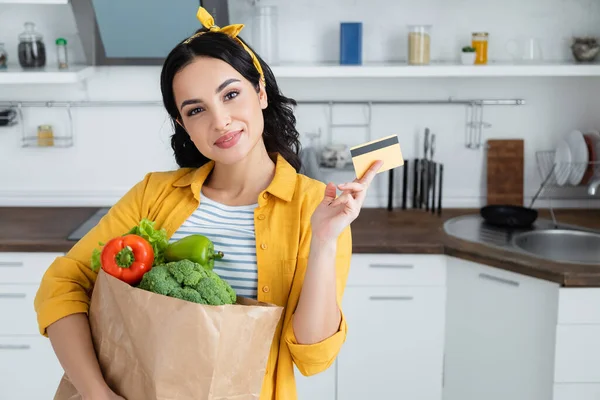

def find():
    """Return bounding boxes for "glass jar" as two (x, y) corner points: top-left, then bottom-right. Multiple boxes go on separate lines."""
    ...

(408, 25), (432, 65)
(18, 22), (46, 69)
(251, 4), (279, 65)
(472, 32), (488, 65)
(0, 43), (7, 68)
(37, 125), (55, 147)
(56, 37), (68, 69)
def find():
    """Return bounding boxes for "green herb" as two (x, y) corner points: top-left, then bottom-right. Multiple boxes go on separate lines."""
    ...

(462, 46), (476, 52)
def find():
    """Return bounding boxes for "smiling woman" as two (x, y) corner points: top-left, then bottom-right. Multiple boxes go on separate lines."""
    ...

(33, 6), (382, 400)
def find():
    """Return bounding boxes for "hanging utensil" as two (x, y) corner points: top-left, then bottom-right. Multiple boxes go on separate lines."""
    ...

(422, 128), (430, 209)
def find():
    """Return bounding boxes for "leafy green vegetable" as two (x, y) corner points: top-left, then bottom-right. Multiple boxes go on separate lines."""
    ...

(126, 218), (169, 265)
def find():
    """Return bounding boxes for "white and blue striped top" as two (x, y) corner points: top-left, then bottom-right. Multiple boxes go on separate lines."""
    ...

(169, 192), (259, 299)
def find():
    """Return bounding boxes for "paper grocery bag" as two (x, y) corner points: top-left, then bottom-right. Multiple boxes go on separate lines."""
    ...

(54, 269), (283, 400)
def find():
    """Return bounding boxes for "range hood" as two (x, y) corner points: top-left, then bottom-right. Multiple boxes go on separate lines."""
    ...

(71, 0), (230, 65)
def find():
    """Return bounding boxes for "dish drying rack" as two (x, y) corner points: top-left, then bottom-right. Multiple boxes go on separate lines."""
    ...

(531, 150), (600, 225)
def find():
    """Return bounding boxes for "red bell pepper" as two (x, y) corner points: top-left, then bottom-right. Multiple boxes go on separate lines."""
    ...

(100, 234), (154, 285)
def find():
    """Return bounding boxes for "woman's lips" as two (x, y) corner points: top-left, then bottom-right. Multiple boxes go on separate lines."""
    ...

(214, 130), (242, 149)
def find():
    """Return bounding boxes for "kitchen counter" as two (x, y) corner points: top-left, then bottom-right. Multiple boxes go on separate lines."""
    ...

(1, 206), (599, 287)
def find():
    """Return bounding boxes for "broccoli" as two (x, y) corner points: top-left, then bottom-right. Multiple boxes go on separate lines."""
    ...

(137, 259), (236, 306)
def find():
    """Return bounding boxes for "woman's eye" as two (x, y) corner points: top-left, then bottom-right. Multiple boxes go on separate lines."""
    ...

(224, 90), (239, 101)
(187, 107), (203, 117)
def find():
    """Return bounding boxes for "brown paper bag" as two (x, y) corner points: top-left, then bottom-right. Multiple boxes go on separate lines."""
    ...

(54, 269), (283, 400)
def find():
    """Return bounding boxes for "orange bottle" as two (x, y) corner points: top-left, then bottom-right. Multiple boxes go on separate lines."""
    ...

(472, 32), (488, 64)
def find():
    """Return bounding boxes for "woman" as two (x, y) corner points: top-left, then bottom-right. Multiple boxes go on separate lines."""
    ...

(34, 6), (382, 400)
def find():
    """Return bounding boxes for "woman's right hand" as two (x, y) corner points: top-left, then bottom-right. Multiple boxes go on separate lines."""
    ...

(83, 386), (126, 400)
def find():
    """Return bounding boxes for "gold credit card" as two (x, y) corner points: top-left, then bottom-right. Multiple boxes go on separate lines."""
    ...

(350, 134), (404, 179)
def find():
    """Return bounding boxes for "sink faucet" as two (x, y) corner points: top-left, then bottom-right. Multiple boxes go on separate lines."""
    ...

(589, 178), (600, 196)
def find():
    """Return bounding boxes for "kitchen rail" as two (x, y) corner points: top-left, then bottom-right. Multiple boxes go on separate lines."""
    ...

(0, 97), (525, 150)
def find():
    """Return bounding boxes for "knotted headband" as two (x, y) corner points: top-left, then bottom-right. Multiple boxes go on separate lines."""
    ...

(184, 6), (266, 86)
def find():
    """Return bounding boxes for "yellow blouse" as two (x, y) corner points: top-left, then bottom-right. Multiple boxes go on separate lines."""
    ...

(34, 153), (352, 400)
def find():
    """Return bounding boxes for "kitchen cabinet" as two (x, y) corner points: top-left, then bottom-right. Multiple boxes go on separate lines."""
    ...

(336, 254), (446, 400)
(0, 252), (65, 399)
(295, 364), (336, 400)
(0, 336), (65, 400)
(443, 256), (560, 400)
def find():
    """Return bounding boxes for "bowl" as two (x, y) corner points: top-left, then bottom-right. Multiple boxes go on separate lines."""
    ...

(571, 37), (600, 62)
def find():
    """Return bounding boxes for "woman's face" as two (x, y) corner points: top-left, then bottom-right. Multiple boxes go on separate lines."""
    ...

(173, 56), (268, 165)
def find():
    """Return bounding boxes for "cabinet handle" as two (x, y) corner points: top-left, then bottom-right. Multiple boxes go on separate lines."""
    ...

(369, 264), (414, 270)
(0, 261), (23, 268)
(478, 273), (520, 287)
(369, 295), (414, 301)
(0, 344), (30, 350)
(0, 293), (26, 299)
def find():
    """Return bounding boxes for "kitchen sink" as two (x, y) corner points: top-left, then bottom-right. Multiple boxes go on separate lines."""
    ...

(512, 230), (600, 265)
(443, 214), (600, 265)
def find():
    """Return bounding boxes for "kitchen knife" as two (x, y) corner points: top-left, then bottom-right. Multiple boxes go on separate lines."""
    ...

(413, 158), (419, 208)
(422, 128), (430, 210)
(429, 134), (436, 212)
(437, 164), (443, 215)
(402, 159), (408, 210)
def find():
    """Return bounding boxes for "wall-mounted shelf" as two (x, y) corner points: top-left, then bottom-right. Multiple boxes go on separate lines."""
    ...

(0, 65), (93, 84)
(271, 61), (600, 78)
(0, 0), (68, 4)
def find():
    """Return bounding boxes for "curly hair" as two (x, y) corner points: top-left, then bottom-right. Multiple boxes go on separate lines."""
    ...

(160, 30), (302, 172)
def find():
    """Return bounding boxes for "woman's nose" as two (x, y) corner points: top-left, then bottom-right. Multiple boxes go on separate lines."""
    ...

(212, 105), (232, 131)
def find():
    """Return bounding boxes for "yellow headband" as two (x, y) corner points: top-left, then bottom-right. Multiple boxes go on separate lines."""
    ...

(184, 6), (265, 86)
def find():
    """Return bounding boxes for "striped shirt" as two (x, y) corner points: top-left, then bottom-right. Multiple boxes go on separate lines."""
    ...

(169, 192), (259, 299)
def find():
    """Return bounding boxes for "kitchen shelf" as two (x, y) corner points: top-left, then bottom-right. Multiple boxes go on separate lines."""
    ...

(0, 65), (93, 84)
(0, 0), (68, 4)
(270, 61), (600, 78)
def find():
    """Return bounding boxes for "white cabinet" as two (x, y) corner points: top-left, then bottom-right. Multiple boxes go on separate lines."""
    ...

(443, 256), (560, 400)
(0, 252), (65, 400)
(295, 364), (336, 400)
(338, 286), (445, 400)
(336, 254), (446, 400)
(0, 336), (65, 400)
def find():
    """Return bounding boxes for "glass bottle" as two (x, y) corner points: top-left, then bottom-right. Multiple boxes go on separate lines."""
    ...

(472, 32), (489, 65)
(56, 37), (68, 69)
(0, 43), (7, 68)
(18, 22), (47, 68)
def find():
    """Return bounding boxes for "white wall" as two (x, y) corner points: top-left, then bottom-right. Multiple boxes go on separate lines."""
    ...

(0, 0), (600, 208)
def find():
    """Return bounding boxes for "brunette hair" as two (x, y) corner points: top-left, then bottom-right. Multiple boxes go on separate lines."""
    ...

(160, 30), (301, 171)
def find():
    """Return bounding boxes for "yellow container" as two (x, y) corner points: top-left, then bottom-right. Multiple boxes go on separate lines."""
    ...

(472, 32), (489, 64)
(37, 125), (55, 147)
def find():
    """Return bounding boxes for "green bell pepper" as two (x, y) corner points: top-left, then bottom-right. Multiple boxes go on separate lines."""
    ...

(164, 234), (224, 270)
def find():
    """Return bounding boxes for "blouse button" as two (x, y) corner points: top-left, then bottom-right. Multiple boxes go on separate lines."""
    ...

(262, 285), (270, 293)
(262, 193), (269, 199)
(260, 243), (268, 250)
(257, 214), (266, 220)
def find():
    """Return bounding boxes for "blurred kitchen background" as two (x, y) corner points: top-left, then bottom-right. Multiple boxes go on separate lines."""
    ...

(0, 0), (599, 209)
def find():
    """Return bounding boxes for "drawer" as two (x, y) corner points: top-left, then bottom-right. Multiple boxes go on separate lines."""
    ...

(0, 252), (62, 284)
(558, 288), (600, 324)
(0, 336), (65, 400)
(554, 325), (600, 383)
(0, 284), (40, 335)
(347, 254), (446, 287)
(554, 383), (600, 400)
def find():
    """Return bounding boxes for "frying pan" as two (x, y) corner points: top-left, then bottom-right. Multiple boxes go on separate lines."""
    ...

(480, 205), (538, 229)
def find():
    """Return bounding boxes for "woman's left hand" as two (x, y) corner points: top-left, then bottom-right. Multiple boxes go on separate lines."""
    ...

(310, 160), (384, 243)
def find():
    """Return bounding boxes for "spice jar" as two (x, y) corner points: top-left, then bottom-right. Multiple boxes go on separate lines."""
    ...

(408, 25), (432, 65)
(0, 43), (7, 68)
(56, 37), (68, 69)
(472, 32), (488, 65)
(37, 125), (55, 147)
(18, 22), (46, 68)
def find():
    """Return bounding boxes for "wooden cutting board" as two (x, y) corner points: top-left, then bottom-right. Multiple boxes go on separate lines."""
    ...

(486, 139), (524, 206)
